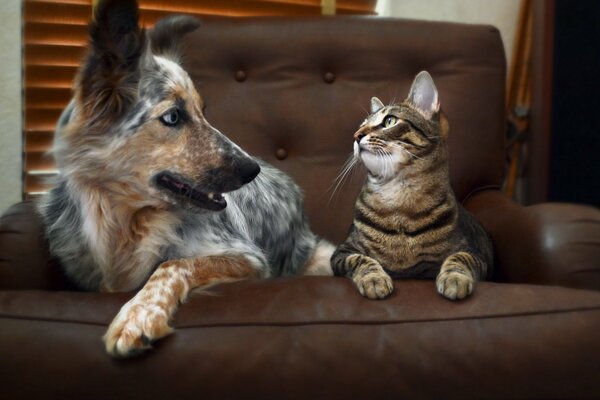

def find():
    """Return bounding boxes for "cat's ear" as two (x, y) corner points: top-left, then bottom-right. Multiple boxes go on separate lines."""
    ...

(407, 71), (440, 120)
(370, 97), (385, 114)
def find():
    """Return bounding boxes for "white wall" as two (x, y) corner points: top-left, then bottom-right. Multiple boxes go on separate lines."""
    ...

(377, 0), (521, 70)
(0, 0), (22, 214)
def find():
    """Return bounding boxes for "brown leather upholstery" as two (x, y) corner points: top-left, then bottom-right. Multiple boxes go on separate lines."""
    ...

(1, 280), (600, 399)
(467, 190), (600, 291)
(1, 17), (599, 399)
(0, 201), (75, 291)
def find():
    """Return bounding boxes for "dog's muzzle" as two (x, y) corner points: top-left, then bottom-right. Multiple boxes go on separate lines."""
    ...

(235, 158), (261, 185)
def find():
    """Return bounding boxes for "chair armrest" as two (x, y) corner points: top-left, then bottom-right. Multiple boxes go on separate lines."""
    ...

(465, 190), (600, 291)
(0, 201), (74, 290)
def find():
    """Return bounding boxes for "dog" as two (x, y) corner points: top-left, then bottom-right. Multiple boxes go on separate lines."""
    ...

(38, 0), (334, 357)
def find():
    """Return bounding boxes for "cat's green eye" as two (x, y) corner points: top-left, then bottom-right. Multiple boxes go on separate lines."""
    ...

(383, 115), (398, 128)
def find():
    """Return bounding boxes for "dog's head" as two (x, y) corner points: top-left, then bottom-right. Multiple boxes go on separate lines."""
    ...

(58, 0), (259, 211)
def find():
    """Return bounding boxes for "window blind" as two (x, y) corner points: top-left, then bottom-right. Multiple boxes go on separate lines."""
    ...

(22, 0), (377, 197)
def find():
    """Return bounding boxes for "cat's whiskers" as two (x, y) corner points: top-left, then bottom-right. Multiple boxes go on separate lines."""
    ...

(327, 152), (360, 204)
(372, 147), (395, 179)
(374, 148), (388, 177)
(388, 142), (424, 160)
(368, 139), (423, 162)
(357, 103), (371, 118)
(382, 149), (395, 177)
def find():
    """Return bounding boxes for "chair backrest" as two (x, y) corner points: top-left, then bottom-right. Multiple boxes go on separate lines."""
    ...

(180, 17), (506, 243)
(0, 16), (507, 291)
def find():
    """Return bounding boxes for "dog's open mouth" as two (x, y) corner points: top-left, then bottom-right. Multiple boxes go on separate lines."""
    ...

(154, 172), (227, 211)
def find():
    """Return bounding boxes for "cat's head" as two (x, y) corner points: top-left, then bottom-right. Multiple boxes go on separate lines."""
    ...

(354, 71), (449, 181)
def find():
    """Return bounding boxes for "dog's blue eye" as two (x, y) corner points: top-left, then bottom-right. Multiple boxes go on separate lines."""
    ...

(160, 109), (180, 126)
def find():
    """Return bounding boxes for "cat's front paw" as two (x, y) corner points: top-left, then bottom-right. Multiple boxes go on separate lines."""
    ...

(103, 301), (173, 357)
(354, 270), (394, 300)
(436, 270), (473, 300)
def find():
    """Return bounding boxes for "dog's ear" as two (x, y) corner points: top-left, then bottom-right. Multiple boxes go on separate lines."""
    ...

(77, 0), (146, 125)
(150, 15), (201, 61)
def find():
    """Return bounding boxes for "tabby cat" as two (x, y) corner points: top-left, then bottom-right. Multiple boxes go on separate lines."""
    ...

(331, 71), (493, 300)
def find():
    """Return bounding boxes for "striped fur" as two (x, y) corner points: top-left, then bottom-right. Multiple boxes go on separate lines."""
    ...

(37, 0), (334, 357)
(331, 71), (493, 300)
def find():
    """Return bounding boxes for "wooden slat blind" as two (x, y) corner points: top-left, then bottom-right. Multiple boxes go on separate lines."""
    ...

(23, 0), (377, 196)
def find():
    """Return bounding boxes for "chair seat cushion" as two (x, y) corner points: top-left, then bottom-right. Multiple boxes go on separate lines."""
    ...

(1, 277), (599, 399)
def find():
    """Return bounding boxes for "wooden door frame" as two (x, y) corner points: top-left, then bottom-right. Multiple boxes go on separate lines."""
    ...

(528, 0), (554, 204)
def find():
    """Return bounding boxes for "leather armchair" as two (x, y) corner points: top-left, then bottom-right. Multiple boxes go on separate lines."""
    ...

(1, 17), (599, 399)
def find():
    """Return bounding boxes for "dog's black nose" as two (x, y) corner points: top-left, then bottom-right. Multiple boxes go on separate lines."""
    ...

(236, 158), (261, 184)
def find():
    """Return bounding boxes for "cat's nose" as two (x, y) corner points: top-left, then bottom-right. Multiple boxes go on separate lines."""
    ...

(354, 131), (367, 142)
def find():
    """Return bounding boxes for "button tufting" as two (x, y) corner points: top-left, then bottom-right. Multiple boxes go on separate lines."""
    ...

(323, 71), (335, 83)
(235, 70), (247, 82)
(275, 148), (288, 160)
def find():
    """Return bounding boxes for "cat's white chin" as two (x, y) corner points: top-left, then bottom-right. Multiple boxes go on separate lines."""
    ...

(360, 151), (405, 180)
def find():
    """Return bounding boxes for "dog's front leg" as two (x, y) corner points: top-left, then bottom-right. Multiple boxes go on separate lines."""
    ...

(104, 255), (257, 357)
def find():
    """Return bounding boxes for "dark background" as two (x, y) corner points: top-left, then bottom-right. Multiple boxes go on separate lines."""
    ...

(549, 0), (600, 206)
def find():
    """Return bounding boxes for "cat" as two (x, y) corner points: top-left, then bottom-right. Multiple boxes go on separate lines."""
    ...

(331, 71), (493, 301)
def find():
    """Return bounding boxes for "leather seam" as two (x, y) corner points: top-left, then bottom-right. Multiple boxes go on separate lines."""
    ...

(0, 305), (599, 328)
(461, 185), (502, 205)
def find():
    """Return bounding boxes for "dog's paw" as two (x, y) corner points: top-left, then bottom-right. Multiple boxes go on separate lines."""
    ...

(103, 301), (173, 357)
(354, 270), (394, 300)
(436, 271), (473, 300)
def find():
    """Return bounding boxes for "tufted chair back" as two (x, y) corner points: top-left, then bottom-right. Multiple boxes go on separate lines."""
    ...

(181, 17), (506, 243)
